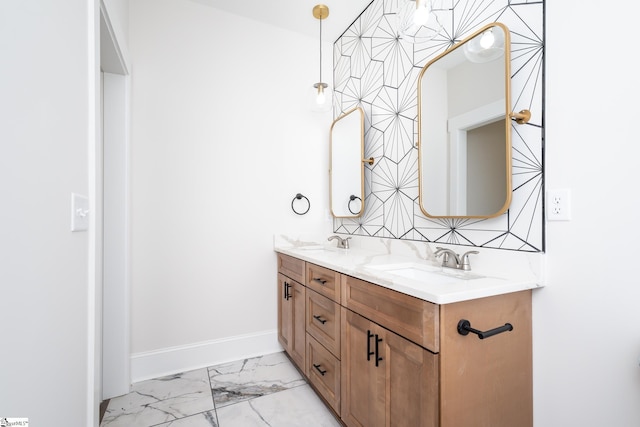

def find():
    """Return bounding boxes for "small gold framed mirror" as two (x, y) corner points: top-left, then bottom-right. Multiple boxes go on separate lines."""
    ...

(418, 23), (527, 218)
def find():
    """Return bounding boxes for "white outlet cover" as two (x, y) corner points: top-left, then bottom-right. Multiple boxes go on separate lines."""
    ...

(546, 189), (571, 221)
(71, 193), (89, 232)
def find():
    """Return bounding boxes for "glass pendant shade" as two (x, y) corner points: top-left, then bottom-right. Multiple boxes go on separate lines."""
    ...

(463, 27), (506, 63)
(309, 82), (332, 113)
(397, 0), (443, 43)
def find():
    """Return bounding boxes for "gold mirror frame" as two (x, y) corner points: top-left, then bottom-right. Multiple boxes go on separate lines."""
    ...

(330, 106), (367, 218)
(418, 22), (527, 219)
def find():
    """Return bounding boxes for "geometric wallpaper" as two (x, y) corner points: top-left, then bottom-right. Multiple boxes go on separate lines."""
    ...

(332, 0), (545, 252)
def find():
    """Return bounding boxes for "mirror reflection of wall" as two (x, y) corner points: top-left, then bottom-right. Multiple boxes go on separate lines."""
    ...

(419, 23), (511, 218)
(330, 107), (365, 218)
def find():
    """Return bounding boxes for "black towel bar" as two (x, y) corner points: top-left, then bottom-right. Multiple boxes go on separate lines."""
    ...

(457, 319), (513, 339)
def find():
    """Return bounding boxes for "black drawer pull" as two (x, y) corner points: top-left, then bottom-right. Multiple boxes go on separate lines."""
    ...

(313, 314), (327, 324)
(366, 330), (374, 361)
(375, 334), (383, 367)
(313, 363), (327, 376)
(284, 282), (291, 300)
(312, 277), (328, 285)
(457, 319), (513, 339)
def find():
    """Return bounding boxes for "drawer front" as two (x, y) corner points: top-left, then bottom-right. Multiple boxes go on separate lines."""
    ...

(277, 253), (305, 283)
(306, 263), (341, 303)
(307, 333), (340, 414)
(341, 274), (440, 353)
(306, 289), (341, 357)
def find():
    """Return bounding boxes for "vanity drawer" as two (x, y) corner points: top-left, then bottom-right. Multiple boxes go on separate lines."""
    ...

(341, 274), (440, 353)
(306, 288), (341, 358)
(278, 253), (305, 283)
(306, 263), (341, 303)
(307, 333), (340, 414)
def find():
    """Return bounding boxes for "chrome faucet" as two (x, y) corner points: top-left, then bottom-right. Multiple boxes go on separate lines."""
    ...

(328, 235), (351, 249)
(460, 250), (479, 271)
(433, 247), (460, 269)
(434, 247), (479, 271)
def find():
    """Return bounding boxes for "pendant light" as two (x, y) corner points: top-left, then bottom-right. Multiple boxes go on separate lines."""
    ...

(310, 4), (332, 112)
(397, 0), (443, 43)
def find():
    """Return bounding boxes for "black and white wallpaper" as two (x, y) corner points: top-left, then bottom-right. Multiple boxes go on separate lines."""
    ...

(332, 0), (544, 252)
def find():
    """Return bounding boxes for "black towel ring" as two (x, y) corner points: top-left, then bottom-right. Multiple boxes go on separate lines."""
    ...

(291, 193), (310, 215)
(348, 195), (362, 215)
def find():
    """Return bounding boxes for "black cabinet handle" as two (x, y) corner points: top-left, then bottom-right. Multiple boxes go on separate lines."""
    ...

(457, 319), (513, 339)
(313, 363), (327, 376)
(312, 278), (328, 286)
(284, 282), (291, 300)
(375, 334), (383, 367)
(367, 330), (374, 361)
(313, 315), (327, 324)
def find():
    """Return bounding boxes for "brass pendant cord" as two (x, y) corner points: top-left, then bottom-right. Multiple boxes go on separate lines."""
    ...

(318, 10), (323, 84)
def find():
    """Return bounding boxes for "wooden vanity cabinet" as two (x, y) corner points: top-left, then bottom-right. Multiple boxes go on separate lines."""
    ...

(277, 253), (533, 427)
(277, 254), (306, 372)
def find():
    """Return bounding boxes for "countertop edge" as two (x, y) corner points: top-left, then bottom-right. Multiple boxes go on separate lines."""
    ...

(275, 246), (542, 305)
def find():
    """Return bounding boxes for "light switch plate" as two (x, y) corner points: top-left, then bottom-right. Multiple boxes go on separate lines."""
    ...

(71, 193), (89, 232)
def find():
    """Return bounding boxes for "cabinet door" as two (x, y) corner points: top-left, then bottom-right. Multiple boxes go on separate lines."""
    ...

(277, 273), (293, 353)
(381, 326), (439, 427)
(342, 308), (439, 427)
(277, 274), (306, 371)
(341, 308), (385, 427)
(290, 280), (306, 371)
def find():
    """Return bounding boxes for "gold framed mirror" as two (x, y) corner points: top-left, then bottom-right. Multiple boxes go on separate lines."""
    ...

(330, 106), (366, 217)
(418, 22), (527, 218)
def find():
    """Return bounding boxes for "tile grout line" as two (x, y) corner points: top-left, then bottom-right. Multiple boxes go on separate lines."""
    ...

(206, 365), (221, 426)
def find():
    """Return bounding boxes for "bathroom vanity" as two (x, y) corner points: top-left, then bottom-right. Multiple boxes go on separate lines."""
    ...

(276, 243), (536, 427)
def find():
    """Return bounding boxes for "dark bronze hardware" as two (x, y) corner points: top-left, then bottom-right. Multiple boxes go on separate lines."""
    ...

(291, 193), (310, 215)
(367, 330), (374, 361)
(313, 315), (327, 324)
(284, 282), (291, 300)
(457, 319), (513, 339)
(312, 278), (327, 285)
(313, 363), (327, 376)
(375, 334), (383, 367)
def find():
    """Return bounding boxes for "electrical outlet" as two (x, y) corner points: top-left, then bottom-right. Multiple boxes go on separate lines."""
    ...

(547, 189), (571, 221)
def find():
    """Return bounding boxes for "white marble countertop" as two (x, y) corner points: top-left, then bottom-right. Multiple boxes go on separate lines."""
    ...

(274, 234), (544, 305)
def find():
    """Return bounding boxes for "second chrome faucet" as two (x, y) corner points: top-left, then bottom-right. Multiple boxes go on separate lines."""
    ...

(328, 235), (351, 249)
(434, 247), (479, 271)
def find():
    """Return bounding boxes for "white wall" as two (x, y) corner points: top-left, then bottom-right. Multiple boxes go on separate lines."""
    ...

(534, 1), (640, 425)
(129, 0), (333, 371)
(104, 0), (130, 47)
(0, 0), (97, 425)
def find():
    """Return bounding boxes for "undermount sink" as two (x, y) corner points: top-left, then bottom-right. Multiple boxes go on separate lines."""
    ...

(366, 262), (484, 285)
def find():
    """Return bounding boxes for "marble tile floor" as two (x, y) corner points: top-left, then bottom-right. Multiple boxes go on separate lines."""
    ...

(100, 352), (342, 427)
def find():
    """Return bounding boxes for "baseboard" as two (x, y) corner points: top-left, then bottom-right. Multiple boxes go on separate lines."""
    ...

(131, 329), (282, 383)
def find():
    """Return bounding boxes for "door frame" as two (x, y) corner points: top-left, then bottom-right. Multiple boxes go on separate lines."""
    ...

(99, 0), (131, 400)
